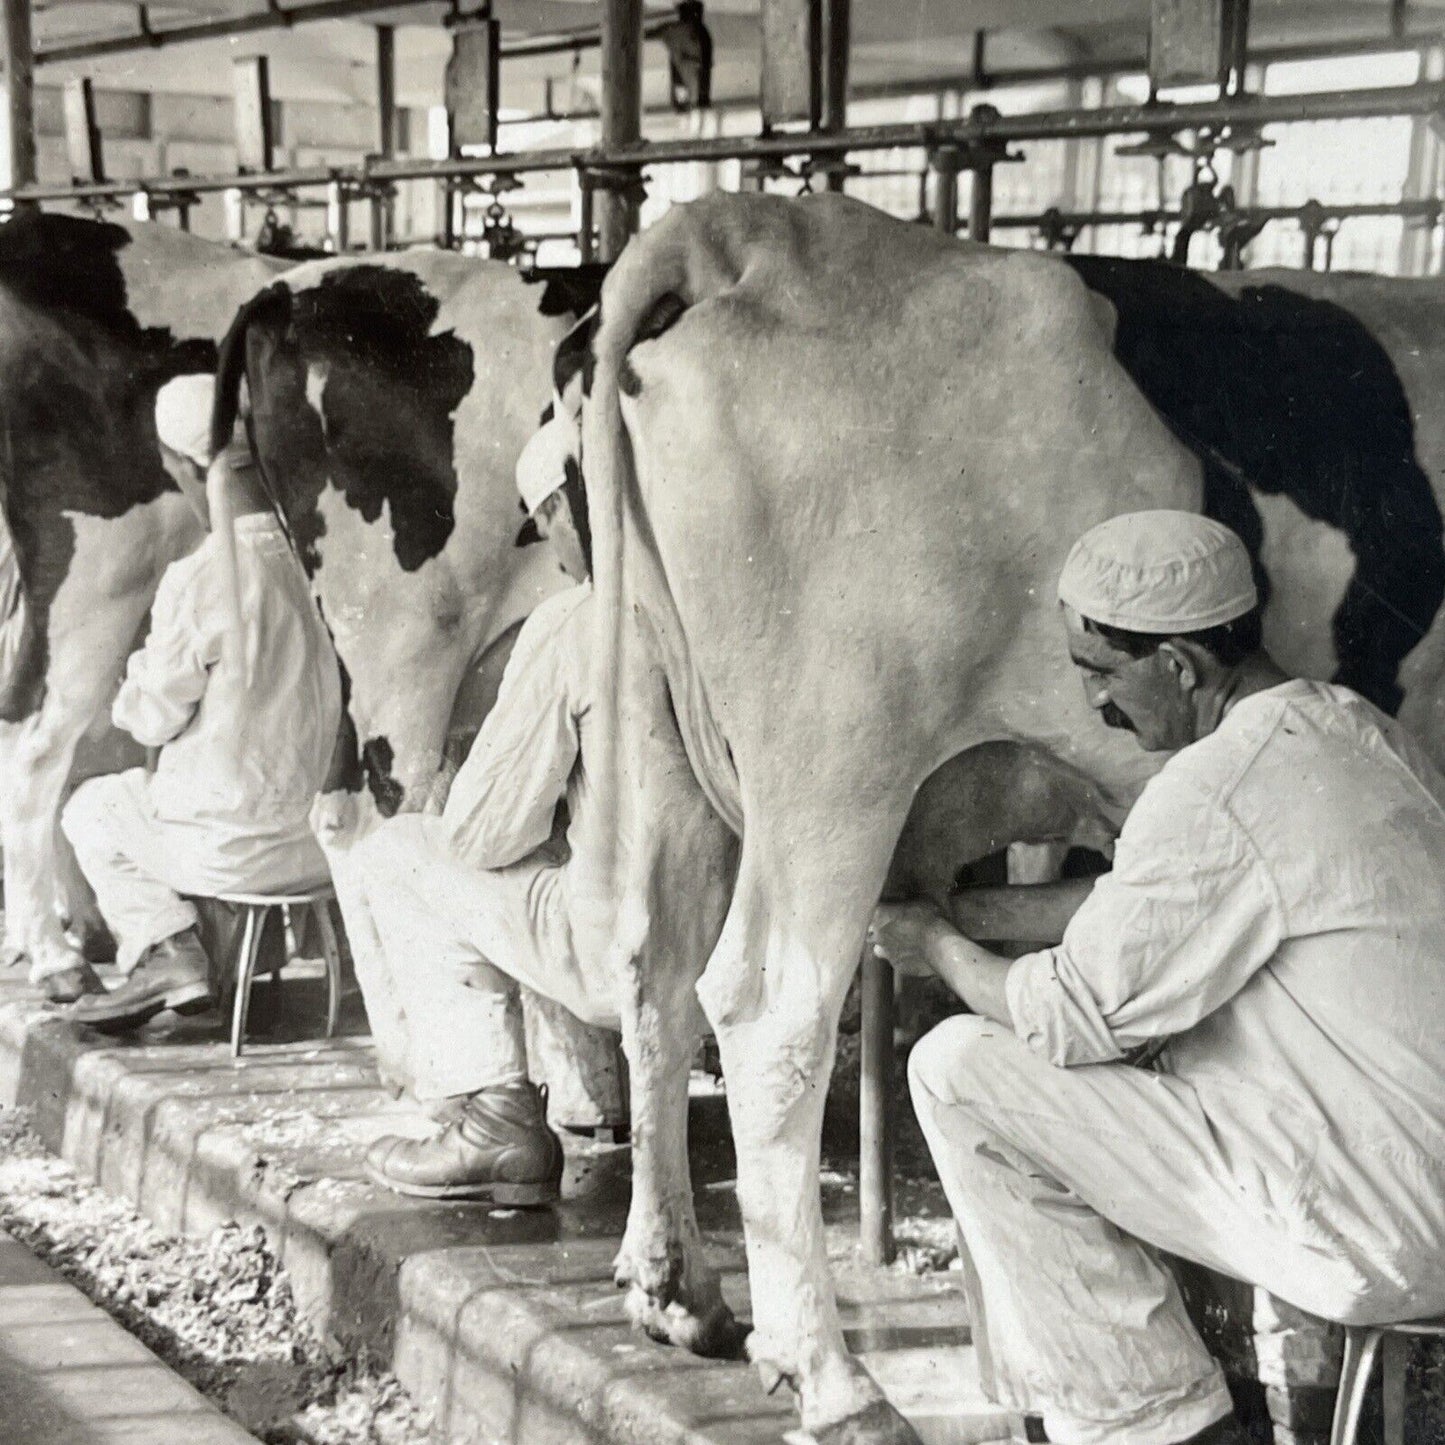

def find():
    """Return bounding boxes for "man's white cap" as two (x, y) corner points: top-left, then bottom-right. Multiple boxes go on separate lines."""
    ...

(1058, 510), (1258, 634)
(516, 414), (578, 516)
(154, 374), (217, 468)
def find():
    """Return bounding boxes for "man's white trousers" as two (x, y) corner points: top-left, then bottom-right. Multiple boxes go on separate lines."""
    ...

(906, 1014), (1387, 1445)
(59, 768), (329, 981)
(339, 813), (624, 1127)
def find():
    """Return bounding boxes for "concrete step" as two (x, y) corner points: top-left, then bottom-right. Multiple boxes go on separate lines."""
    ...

(0, 1227), (260, 1445)
(0, 970), (1009, 1445)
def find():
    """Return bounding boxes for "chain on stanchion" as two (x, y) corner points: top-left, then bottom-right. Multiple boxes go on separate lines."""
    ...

(477, 174), (526, 261)
(799, 154), (861, 195)
(739, 153), (794, 192)
(1297, 199), (1342, 272)
(1037, 206), (1081, 253)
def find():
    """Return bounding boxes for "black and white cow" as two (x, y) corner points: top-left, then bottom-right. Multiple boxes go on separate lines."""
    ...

(0, 212), (286, 984)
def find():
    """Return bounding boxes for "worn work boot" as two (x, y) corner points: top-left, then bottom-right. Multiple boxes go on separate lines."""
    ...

(70, 928), (213, 1033)
(364, 1079), (563, 1205)
(41, 960), (106, 1005)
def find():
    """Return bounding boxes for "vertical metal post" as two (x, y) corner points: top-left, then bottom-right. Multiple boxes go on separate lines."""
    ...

(327, 178), (350, 251)
(0, 0), (35, 205)
(820, 0), (849, 191)
(599, 0), (643, 260)
(933, 148), (959, 234)
(371, 23), (395, 250)
(1226, 0), (1251, 94)
(969, 161), (994, 243)
(232, 55), (275, 174)
(859, 952), (895, 1267)
(1400, 42), (1443, 275)
(577, 171), (595, 263)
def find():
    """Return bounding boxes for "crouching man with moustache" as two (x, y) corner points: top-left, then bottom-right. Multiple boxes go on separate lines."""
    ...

(872, 512), (1445, 1445)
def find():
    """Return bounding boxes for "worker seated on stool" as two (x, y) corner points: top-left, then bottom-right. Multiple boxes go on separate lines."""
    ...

(58, 375), (341, 1025)
(871, 511), (1445, 1445)
(322, 415), (625, 1207)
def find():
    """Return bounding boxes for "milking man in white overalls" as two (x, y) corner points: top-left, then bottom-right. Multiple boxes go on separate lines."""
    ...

(326, 414), (629, 1207)
(57, 375), (341, 1025)
(872, 512), (1445, 1445)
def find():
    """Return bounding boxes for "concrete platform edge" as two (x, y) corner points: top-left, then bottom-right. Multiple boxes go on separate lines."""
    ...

(0, 999), (729, 1445)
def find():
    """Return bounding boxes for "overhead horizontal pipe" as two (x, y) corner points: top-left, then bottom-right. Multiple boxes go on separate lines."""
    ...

(35, 0), (674, 67)
(9, 80), (1445, 202)
(849, 29), (1445, 100)
(991, 197), (1442, 231)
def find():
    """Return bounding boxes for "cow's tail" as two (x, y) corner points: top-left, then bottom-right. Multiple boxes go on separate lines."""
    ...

(209, 283), (298, 689)
(210, 282), (291, 461)
(581, 204), (745, 916)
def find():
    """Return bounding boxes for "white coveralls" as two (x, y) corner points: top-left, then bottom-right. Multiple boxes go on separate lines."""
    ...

(340, 582), (621, 1110)
(60, 513), (341, 976)
(910, 680), (1445, 1445)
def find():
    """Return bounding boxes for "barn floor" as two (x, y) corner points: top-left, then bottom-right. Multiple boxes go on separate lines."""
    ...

(0, 962), (1008, 1445)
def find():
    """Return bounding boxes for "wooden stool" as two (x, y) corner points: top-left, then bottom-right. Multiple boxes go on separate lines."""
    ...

(1331, 1317), (1445, 1445)
(216, 886), (342, 1059)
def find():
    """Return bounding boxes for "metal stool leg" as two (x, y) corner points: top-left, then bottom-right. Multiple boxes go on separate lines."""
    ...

(312, 898), (342, 1039)
(1330, 1327), (1383, 1445)
(230, 905), (266, 1060)
(1382, 1331), (1409, 1445)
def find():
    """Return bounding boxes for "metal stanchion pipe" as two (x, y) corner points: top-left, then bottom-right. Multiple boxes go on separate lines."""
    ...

(11, 83), (1445, 206)
(860, 952), (896, 1267)
(969, 163), (994, 242)
(934, 162), (958, 234)
(578, 175), (596, 263)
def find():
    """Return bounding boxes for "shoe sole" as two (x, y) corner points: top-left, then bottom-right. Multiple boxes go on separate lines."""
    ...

(74, 982), (214, 1033)
(362, 1160), (558, 1206)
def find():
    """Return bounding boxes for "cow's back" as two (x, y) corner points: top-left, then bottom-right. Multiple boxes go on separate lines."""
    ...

(589, 193), (1193, 843)
(0, 213), (283, 720)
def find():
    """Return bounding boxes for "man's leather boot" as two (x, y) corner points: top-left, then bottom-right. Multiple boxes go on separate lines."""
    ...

(365, 1079), (563, 1205)
(41, 960), (106, 1005)
(70, 928), (213, 1033)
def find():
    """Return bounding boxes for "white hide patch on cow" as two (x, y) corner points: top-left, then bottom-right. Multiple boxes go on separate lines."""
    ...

(305, 363), (330, 439)
(1254, 490), (1355, 683)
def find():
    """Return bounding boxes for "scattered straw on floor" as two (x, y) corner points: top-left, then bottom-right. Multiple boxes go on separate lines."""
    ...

(0, 1106), (436, 1445)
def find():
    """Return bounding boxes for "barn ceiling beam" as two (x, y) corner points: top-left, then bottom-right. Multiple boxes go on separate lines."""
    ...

(34, 0), (677, 69)
(34, 0), (437, 65)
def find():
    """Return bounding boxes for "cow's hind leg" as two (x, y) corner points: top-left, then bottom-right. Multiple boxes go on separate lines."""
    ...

(699, 825), (923, 1445)
(614, 904), (743, 1357)
(608, 647), (743, 1356)
(6, 704), (94, 980)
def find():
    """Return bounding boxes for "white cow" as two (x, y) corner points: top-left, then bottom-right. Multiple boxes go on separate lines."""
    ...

(581, 191), (1445, 1443)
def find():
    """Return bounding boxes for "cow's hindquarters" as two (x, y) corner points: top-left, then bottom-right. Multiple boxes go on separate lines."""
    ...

(605, 620), (742, 1356)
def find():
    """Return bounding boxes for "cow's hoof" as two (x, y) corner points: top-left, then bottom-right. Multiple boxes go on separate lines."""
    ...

(624, 1283), (747, 1359)
(812, 1399), (926, 1445)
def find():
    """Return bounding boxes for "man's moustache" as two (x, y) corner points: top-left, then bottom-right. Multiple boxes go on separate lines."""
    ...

(1100, 702), (1136, 732)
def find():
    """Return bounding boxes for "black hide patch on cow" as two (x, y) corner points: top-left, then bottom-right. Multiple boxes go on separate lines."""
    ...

(245, 267), (474, 575)
(525, 264), (609, 321)
(1067, 256), (1443, 715)
(0, 213), (217, 722)
(361, 734), (405, 816)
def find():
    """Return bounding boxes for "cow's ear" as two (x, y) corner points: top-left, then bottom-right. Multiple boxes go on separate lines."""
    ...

(515, 516), (543, 548)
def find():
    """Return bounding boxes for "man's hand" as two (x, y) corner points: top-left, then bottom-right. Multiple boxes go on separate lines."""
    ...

(870, 901), (1018, 1026)
(868, 901), (956, 978)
